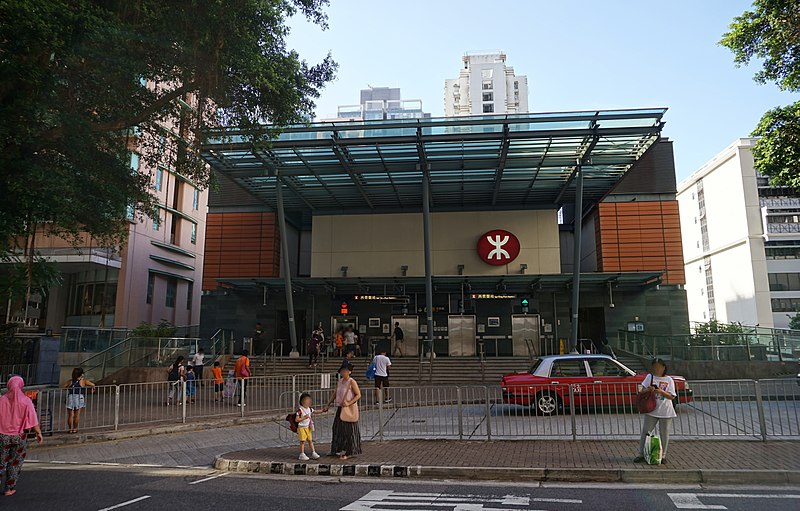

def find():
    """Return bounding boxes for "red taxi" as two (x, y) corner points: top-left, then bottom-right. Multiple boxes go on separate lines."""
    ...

(501, 354), (693, 415)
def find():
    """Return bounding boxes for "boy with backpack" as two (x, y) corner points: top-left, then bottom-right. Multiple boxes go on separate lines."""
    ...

(292, 392), (321, 461)
(185, 365), (197, 404)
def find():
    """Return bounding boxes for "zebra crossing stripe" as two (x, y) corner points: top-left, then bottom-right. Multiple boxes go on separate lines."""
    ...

(340, 490), (582, 510)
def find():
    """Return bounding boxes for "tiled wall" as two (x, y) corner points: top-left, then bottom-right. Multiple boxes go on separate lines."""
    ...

(595, 201), (685, 285)
(202, 212), (280, 290)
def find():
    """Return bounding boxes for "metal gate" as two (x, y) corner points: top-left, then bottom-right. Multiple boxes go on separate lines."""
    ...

(390, 316), (419, 357)
(448, 315), (476, 356)
(511, 314), (541, 357)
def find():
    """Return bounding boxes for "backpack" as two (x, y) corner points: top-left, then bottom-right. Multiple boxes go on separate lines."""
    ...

(286, 411), (299, 432)
(366, 358), (377, 381)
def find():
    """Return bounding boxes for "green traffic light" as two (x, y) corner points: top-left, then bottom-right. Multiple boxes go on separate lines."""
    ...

(521, 298), (529, 305)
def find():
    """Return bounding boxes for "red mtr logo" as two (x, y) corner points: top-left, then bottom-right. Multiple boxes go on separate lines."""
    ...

(476, 230), (520, 266)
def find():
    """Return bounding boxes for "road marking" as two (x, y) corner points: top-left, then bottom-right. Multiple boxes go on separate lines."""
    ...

(97, 495), (151, 511)
(668, 493), (800, 509)
(188, 472), (227, 485)
(341, 490), (581, 510)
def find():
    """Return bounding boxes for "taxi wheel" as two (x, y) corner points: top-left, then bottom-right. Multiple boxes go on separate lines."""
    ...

(534, 391), (561, 416)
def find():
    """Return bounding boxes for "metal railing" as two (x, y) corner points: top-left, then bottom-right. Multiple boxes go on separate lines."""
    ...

(59, 327), (130, 353)
(276, 378), (799, 444)
(81, 337), (217, 382)
(616, 330), (800, 362)
(28, 373), (335, 434)
(0, 364), (37, 384)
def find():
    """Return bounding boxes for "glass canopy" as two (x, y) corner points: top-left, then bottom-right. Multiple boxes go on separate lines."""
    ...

(201, 108), (666, 214)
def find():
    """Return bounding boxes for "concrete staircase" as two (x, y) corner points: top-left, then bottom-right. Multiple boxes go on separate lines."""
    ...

(226, 356), (532, 386)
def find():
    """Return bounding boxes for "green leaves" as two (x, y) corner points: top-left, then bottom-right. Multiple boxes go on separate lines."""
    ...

(722, 0), (800, 188)
(752, 102), (800, 188)
(720, 0), (800, 91)
(0, 0), (336, 247)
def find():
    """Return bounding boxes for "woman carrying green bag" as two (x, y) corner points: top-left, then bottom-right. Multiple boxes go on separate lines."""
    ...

(634, 358), (677, 465)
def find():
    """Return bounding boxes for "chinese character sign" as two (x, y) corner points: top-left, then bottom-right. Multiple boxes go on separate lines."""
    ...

(476, 229), (520, 266)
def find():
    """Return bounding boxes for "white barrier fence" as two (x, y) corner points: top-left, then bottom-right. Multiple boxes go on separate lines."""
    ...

(277, 378), (800, 444)
(30, 373), (335, 434)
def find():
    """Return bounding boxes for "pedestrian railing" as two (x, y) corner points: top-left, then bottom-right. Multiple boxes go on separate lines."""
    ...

(277, 378), (800, 444)
(30, 373), (336, 434)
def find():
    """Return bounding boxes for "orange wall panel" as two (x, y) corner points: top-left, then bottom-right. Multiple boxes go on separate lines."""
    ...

(595, 201), (686, 285)
(202, 212), (280, 290)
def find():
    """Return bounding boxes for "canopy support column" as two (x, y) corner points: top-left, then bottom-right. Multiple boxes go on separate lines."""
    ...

(569, 164), (584, 354)
(421, 164), (435, 363)
(276, 175), (299, 357)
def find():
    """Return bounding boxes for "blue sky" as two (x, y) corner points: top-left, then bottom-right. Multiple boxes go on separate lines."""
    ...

(287, 0), (798, 182)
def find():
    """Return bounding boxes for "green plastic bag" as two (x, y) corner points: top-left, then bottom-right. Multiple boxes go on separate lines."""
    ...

(644, 432), (662, 465)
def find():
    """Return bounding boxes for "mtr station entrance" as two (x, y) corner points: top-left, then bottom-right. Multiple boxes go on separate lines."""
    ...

(200, 109), (687, 359)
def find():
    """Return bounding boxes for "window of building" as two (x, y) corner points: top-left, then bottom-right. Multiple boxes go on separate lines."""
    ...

(771, 298), (800, 312)
(69, 282), (117, 317)
(152, 214), (160, 231)
(130, 153), (140, 173)
(192, 188), (199, 210)
(146, 273), (155, 304)
(514, 81), (519, 90)
(482, 104), (494, 113)
(165, 277), (177, 308)
(482, 80), (493, 90)
(482, 92), (493, 102)
(768, 272), (800, 291)
(186, 281), (193, 310)
(481, 69), (493, 79)
(156, 168), (163, 191)
(190, 223), (197, 244)
(766, 247), (800, 259)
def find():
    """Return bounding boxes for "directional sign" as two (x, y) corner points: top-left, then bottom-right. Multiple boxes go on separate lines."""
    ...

(668, 493), (800, 510)
(341, 490), (581, 511)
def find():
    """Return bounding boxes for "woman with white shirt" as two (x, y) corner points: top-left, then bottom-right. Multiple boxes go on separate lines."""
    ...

(191, 349), (205, 383)
(634, 358), (677, 464)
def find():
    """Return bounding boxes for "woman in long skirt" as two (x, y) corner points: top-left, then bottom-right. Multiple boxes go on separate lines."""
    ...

(323, 361), (362, 460)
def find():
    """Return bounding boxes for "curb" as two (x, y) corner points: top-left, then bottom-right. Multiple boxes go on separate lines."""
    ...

(29, 414), (284, 449)
(214, 456), (800, 485)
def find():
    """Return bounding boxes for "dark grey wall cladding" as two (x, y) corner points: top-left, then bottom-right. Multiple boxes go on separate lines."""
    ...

(610, 138), (677, 195)
(201, 285), (689, 353)
(208, 171), (264, 208)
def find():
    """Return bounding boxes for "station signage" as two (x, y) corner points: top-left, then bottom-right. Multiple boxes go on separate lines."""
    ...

(476, 229), (520, 266)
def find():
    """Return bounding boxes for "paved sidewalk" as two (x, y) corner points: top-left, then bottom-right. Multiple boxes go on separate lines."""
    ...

(217, 439), (800, 484)
(220, 439), (800, 472)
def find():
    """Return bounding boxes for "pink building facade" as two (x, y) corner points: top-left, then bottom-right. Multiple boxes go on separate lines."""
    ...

(13, 154), (207, 334)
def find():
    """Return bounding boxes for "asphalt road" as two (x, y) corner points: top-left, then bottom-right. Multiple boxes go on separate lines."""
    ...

(5, 463), (800, 511)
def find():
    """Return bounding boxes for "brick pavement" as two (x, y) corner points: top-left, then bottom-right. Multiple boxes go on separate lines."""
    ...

(220, 439), (800, 471)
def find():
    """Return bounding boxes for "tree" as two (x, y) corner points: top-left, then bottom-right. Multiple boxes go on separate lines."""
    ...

(788, 312), (800, 330)
(0, 0), (336, 322)
(0, 0), (336, 249)
(720, 0), (800, 187)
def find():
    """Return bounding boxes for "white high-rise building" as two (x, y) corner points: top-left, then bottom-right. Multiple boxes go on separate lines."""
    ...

(677, 138), (800, 329)
(444, 51), (529, 116)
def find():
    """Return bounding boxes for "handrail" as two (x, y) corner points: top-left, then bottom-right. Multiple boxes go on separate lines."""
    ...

(81, 336), (209, 381)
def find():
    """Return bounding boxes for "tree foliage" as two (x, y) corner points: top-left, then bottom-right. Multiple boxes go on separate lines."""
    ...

(721, 0), (800, 187)
(0, 0), (336, 249)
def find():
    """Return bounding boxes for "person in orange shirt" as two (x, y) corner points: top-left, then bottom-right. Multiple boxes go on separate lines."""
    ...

(335, 330), (344, 357)
(212, 361), (224, 402)
(233, 350), (251, 406)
